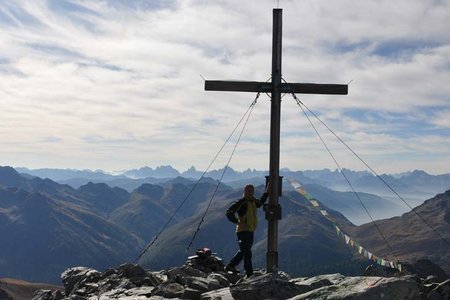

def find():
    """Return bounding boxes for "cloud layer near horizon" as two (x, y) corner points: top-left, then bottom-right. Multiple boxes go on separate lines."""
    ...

(0, 0), (449, 174)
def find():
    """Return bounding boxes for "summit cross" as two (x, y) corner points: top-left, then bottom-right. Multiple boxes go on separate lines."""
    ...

(204, 8), (348, 272)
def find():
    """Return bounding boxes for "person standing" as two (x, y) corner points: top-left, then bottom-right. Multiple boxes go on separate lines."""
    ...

(225, 184), (269, 277)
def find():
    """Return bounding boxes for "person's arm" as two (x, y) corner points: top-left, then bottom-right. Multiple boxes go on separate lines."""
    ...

(256, 184), (270, 207)
(226, 199), (245, 223)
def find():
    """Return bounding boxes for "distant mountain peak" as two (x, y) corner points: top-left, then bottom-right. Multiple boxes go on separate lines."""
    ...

(79, 181), (111, 191)
(124, 165), (180, 179)
(0, 165), (26, 187)
(0, 165), (20, 177)
(410, 169), (429, 176)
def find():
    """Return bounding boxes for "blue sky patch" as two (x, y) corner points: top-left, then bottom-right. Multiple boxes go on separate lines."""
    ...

(371, 40), (441, 60)
(47, 0), (100, 16)
(0, 3), (42, 27)
(26, 43), (83, 59)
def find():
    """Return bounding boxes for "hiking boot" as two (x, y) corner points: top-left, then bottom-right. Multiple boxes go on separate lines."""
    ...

(225, 264), (238, 273)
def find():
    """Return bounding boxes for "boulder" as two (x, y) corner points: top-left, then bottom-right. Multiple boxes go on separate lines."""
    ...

(117, 263), (147, 278)
(201, 287), (233, 300)
(183, 276), (210, 292)
(290, 274), (337, 292)
(152, 282), (185, 298)
(115, 263), (161, 287)
(61, 267), (100, 295)
(122, 286), (155, 297)
(221, 271), (241, 285)
(230, 273), (312, 300)
(182, 287), (203, 300)
(290, 275), (422, 300)
(166, 265), (207, 280)
(50, 256), (448, 300)
(207, 273), (230, 288)
(31, 289), (64, 300)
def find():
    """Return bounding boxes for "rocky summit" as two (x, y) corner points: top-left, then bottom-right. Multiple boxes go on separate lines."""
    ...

(31, 254), (450, 300)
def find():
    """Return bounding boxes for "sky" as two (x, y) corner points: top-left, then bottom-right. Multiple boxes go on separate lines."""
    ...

(0, 0), (449, 174)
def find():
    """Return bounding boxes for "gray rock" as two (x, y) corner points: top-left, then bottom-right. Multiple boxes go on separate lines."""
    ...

(221, 271), (241, 285)
(117, 263), (147, 279)
(206, 278), (223, 291)
(152, 282), (185, 298)
(57, 259), (447, 300)
(289, 275), (422, 300)
(201, 287), (233, 300)
(149, 271), (168, 283)
(61, 267), (100, 295)
(97, 288), (127, 299)
(123, 286), (155, 297)
(207, 273), (230, 288)
(181, 287), (203, 300)
(290, 273), (344, 291)
(166, 266), (207, 280)
(115, 263), (158, 287)
(230, 273), (311, 300)
(64, 295), (87, 300)
(32, 289), (64, 300)
(184, 277), (210, 292)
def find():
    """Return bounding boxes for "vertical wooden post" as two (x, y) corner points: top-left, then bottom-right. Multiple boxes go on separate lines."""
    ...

(267, 8), (282, 273)
(204, 7), (347, 273)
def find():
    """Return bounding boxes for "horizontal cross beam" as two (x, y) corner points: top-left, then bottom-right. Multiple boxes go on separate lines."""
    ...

(205, 80), (348, 95)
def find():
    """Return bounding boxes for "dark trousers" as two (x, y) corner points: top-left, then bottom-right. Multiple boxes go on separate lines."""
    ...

(229, 231), (254, 276)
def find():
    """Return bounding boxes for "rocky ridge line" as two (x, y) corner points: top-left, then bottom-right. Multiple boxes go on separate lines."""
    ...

(32, 255), (450, 300)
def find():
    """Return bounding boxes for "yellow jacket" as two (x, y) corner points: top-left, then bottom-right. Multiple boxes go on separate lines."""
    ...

(226, 193), (268, 232)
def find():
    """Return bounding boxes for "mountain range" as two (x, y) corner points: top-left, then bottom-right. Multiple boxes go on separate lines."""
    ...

(16, 165), (450, 198)
(16, 165), (450, 224)
(0, 165), (449, 284)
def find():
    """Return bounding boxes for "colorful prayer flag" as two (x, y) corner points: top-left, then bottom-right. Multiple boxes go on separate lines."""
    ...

(290, 181), (301, 189)
(287, 177), (397, 275)
(335, 225), (341, 235)
(309, 200), (319, 206)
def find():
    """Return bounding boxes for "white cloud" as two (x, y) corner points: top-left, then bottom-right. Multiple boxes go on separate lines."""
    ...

(0, 0), (449, 174)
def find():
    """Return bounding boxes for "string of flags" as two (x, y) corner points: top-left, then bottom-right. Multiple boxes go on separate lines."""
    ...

(286, 178), (402, 272)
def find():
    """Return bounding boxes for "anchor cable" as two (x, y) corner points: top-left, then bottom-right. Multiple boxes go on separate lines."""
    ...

(186, 94), (259, 252)
(134, 93), (261, 263)
(291, 93), (399, 260)
(290, 91), (450, 248)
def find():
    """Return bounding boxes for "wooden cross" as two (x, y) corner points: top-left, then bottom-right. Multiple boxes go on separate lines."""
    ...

(205, 8), (348, 272)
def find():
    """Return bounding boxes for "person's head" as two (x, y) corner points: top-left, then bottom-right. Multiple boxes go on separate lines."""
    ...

(244, 184), (255, 198)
